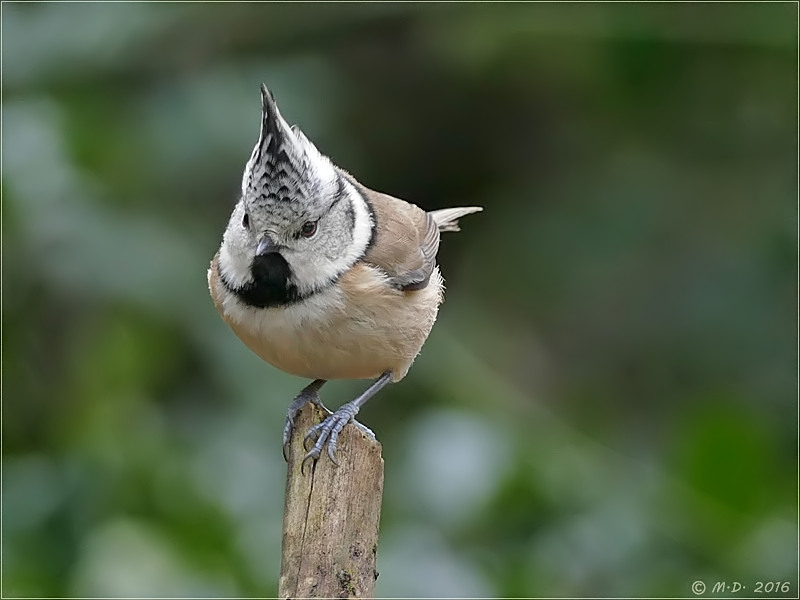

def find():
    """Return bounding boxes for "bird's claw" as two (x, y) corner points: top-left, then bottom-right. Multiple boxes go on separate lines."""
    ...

(283, 388), (331, 462)
(300, 404), (372, 473)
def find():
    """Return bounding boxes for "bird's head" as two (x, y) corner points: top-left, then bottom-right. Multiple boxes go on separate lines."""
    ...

(218, 85), (373, 308)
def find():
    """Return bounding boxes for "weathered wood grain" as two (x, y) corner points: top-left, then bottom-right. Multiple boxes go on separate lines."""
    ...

(279, 403), (384, 599)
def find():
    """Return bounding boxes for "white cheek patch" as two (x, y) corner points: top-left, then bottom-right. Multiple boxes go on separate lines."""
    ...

(218, 231), (254, 289)
(285, 179), (373, 295)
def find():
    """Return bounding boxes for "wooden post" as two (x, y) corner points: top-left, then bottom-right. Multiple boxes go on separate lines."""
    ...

(278, 403), (384, 599)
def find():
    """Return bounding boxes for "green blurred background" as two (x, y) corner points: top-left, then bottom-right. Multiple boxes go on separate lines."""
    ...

(2, 2), (797, 598)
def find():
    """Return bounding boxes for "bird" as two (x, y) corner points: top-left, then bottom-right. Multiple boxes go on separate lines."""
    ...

(208, 84), (482, 470)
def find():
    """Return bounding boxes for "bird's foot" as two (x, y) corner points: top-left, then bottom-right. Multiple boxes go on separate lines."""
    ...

(301, 401), (373, 472)
(283, 380), (330, 462)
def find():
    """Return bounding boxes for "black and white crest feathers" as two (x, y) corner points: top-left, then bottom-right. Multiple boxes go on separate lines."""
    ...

(241, 85), (337, 215)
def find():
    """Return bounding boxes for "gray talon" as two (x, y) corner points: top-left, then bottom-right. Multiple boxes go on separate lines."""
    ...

(293, 372), (392, 472)
(283, 379), (328, 462)
(301, 405), (358, 467)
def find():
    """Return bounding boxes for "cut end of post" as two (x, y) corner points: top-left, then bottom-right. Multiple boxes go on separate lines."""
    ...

(279, 403), (384, 599)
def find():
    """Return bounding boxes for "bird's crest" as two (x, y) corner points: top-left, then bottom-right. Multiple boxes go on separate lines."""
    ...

(241, 84), (335, 212)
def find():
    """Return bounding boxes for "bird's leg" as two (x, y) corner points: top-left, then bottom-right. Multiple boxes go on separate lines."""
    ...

(283, 379), (329, 461)
(302, 372), (392, 472)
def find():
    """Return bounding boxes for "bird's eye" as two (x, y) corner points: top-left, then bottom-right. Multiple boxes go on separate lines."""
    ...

(299, 221), (317, 238)
(242, 213), (250, 229)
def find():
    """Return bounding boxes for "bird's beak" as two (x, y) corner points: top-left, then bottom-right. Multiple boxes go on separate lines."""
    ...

(256, 234), (278, 256)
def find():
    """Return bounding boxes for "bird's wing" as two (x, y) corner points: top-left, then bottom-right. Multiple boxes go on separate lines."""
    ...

(361, 189), (441, 291)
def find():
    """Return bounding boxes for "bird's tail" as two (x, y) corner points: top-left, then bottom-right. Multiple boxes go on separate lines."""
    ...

(430, 206), (483, 233)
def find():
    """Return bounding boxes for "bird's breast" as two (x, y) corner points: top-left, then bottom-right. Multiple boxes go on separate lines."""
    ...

(210, 258), (443, 382)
